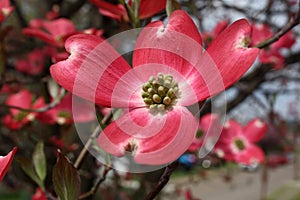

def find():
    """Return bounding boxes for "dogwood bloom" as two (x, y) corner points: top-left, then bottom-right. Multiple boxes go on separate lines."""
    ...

(217, 119), (267, 165)
(251, 23), (296, 69)
(0, 147), (17, 182)
(50, 10), (258, 165)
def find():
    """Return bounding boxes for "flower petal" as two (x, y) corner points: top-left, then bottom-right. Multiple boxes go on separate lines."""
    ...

(0, 147), (17, 182)
(220, 120), (243, 143)
(6, 89), (32, 116)
(97, 106), (198, 165)
(243, 118), (267, 142)
(50, 34), (135, 108)
(191, 19), (259, 101)
(235, 145), (264, 165)
(139, 0), (166, 19)
(133, 11), (203, 105)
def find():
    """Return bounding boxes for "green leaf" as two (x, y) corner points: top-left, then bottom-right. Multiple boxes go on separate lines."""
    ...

(33, 142), (47, 182)
(16, 157), (44, 189)
(53, 153), (81, 200)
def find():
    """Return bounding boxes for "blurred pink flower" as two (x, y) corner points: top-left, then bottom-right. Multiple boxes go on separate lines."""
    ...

(3, 89), (44, 130)
(251, 23), (296, 69)
(0, 0), (14, 24)
(217, 118), (267, 165)
(14, 48), (46, 75)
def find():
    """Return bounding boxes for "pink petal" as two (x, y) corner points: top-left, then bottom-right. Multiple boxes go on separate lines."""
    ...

(0, 147), (17, 182)
(235, 145), (265, 165)
(139, 0), (166, 19)
(243, 118), (267, 142)
(272, 30), (296, 49)
(43, 18), (76, 39)
(97, 106), (198, 165)
(219, 120), (243, 143)
(22, 28), (59, 47)
(6, 89), (32, 116)
(192, 19), (259, 101)
(50, 34), (137, 108)
(89, 0), (127, 18)
(133, 10), (203, 105)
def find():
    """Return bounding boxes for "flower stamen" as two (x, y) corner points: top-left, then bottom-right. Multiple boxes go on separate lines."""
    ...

(142, 73), (179, 111)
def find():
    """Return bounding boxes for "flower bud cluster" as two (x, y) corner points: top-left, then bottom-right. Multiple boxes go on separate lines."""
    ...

(142, 73), (179, 111)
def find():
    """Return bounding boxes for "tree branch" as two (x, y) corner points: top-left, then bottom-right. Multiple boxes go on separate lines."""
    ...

(144, 161), (179, 200)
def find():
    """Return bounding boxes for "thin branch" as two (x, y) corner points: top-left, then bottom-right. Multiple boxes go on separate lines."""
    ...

(144, 161), (179, 200)
(74, 109), (114, 169)
(256, 1), (300, 49)
(79, 166), (112, 199)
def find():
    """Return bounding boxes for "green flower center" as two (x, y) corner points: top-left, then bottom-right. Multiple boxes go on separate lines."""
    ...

(234, 138), (245, 151)
(141, 73), (179, 111)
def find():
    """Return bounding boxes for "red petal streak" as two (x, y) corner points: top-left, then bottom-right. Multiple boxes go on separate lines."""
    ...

(97, 107), (197, 165)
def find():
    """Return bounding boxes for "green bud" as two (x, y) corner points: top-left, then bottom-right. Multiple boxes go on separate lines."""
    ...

(148, 76), (154, 83)
(152, 94), (162, 103)
(148, 88), (155, 95)
(142, 91), (149, 98)
(143, 83), (151, 92)
(167, 89), (175, 98)
(164, 80), (171, 88)
(143, 98), (153, 105)
(163, 96), (172, 105)
(158, 86), (165, 96)
(149, 104), (157, 110)
(157, 104), (165, 111)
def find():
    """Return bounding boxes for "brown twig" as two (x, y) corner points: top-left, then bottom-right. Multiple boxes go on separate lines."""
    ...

(74, 109), (114, 169)
(256, 1), (300, 49)
(144, 161), (179, 200)
(79, 166), (112, 199)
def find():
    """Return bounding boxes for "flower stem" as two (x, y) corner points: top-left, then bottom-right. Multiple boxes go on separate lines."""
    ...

(74, 109), (114, 169)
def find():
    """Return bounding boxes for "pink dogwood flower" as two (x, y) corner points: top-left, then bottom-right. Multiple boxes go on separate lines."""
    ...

(188, 113), (221, 152)
(50, 10), (258, 165)
(251, 23), (296, 69)
(0, 0), (14, 24)
(0, 147), (17, 182)
(217, 118), (267, 165)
